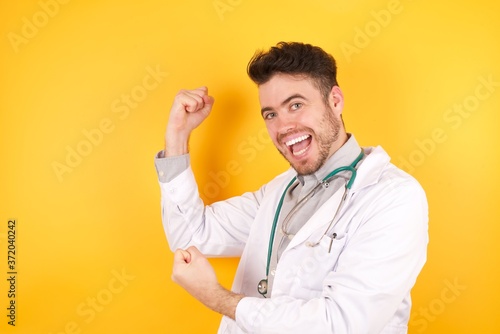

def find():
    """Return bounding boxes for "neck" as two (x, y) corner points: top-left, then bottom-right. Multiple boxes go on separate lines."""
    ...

(326, 131), (349, 161)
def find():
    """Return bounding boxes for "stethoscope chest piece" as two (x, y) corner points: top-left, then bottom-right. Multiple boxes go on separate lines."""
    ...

(258, 278), (268, 297)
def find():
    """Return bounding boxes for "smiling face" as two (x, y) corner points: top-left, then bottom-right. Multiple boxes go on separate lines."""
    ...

(259, 74), (348, 175)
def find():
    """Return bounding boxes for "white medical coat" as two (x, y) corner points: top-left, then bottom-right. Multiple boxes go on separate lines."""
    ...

(160, 146), (428, 334)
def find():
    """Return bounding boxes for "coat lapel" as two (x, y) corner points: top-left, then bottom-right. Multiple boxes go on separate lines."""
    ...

(282, 146), (390, 252)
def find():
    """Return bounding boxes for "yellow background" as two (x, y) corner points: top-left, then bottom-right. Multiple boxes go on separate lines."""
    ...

(1, 0), (499, 333)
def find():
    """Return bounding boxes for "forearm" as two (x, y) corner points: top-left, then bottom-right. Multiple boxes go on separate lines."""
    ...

(199, 284), (245, 320)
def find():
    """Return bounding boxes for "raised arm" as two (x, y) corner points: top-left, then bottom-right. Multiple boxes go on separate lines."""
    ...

(157, 87), (262, 256)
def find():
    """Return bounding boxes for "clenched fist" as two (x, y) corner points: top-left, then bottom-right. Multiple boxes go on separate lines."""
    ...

(164, 87), (215, 156)
(171, 246), (244, 320)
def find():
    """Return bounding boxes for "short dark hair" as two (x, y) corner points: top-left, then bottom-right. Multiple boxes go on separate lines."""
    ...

(247, 42), (338, 101)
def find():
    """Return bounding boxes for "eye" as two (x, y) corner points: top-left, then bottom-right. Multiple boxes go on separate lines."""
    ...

(264, 112), (277, 120)
(291, 102), (302, 111)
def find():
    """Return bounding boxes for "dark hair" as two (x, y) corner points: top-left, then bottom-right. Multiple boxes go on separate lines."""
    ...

(247, 42), (338, 101)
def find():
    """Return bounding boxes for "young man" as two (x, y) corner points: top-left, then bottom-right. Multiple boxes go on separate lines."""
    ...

(155, 42), (428, 333)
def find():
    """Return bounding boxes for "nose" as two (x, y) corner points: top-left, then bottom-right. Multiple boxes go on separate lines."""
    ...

(276, 113), (297, 135)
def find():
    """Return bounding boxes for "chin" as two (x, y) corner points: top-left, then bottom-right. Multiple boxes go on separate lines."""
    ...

(278, 147), (322, 175)
(291, 160), (320, 176)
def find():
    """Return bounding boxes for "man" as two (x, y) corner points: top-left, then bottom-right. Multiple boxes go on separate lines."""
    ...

(154, 42), (428, 333)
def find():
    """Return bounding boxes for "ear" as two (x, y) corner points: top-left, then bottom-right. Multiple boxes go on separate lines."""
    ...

(328, 85), (344, 115)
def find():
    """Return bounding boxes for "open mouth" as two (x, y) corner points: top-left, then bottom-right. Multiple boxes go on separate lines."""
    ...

(285, 134), (312, 156)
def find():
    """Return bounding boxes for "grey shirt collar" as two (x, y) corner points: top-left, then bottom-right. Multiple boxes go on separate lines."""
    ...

(296, 134), (362, 186)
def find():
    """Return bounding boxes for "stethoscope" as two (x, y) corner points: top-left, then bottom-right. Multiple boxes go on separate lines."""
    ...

(257, 150), (364, 298)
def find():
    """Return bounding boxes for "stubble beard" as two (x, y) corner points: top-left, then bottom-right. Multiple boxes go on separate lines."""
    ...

(277, 104), (341, 176)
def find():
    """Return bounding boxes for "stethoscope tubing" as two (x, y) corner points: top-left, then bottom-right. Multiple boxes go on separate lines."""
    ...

(258, 149), (364, 297)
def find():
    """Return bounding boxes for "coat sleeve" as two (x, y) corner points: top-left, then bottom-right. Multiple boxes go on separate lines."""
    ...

(160, 166), (264, 257)
(234, 174), (429, 333)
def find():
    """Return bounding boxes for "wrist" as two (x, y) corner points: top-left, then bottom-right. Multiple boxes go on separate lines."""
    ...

(164, 130), (190, 156)
(205, 284), (245, 320)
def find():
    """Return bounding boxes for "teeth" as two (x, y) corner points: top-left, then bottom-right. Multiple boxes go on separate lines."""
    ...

(293, 147), (308, 156)
(285, 135), (310, 147)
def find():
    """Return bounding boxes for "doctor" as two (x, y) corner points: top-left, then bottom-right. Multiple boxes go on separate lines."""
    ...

(154, 42), (428, 333)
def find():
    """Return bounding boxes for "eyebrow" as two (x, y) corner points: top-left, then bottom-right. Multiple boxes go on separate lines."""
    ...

(261, 94), (307, 114)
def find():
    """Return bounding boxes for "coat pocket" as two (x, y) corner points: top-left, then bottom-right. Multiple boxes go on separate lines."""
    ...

(297, 234), (347, 291)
